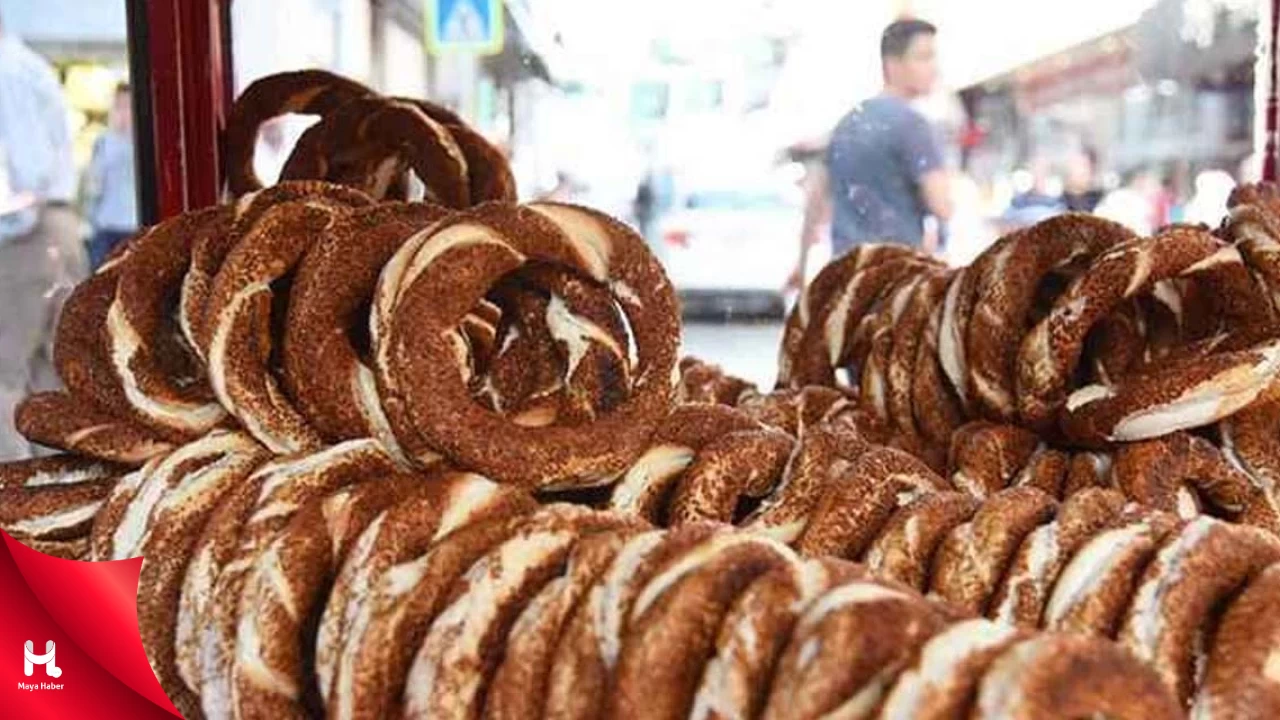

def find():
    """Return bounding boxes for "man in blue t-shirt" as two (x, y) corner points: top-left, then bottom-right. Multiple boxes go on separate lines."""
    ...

(789, 19), (951, 288)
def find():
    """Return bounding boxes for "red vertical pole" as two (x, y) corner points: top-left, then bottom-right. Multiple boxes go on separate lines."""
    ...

(142, 0), (186, 218)
(141, 0), (233, 220)
(1265, 0), (1279, 182)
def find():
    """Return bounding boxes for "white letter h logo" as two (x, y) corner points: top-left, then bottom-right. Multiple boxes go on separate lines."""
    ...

(24, 640), (61, 678)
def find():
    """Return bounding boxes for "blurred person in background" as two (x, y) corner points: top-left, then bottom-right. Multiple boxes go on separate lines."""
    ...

(1182, 169), (1236, 228)
(787, 18), (951, 291)
(1062, 147), (1103, 213)
(84, 82), (137, 269)
(0, 12), (84, 457)
(1000, 156), (1063, 230)
(1095, 169), (1162, 235)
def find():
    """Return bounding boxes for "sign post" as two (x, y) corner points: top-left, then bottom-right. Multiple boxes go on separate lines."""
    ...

(425, 0), (505, 56)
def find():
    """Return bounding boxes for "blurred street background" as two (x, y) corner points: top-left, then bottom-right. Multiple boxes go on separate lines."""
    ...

(0, 0), (1268, 389)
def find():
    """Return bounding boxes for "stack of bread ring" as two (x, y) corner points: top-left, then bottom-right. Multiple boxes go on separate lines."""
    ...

(1, 446), (1180, 720)
(5, 68), (1280, 717)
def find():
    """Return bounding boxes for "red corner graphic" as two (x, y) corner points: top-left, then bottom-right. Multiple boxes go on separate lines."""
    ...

(0, 531), (182, 719)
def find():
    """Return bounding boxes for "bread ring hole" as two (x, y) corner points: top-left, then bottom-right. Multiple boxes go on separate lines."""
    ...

(254, 114), (320, 186)
(267, 273), (297, 374)
(153, 284), (205, 390)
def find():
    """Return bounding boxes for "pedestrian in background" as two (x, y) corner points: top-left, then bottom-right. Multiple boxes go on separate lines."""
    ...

(84, 81), (138, 269)
(788, 18), (952, 291)
(1063, 147), (1103, 213)
(0, 12), (84, 458)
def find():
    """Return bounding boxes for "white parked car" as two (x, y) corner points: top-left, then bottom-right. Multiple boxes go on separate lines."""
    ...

(656, 185), (823, 318)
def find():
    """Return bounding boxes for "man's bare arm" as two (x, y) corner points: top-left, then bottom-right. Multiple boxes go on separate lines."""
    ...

(789, 164), (831, 289)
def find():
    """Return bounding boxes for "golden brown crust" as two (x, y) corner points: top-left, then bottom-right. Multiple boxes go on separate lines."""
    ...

(281, 202), (449, 443)
(375, 202), (680, 487)
(796, 447), (949, 559)
(759, 579), (949, 720)
(607, 534), (796, 719)
(1192, 562), (1280, 718)
(971, 634), (1185, 719)
(15, 391), (174, 466)
(1117, 517), (1280, 703)
(482, 530), (641, 720)
(928, 486), (1057, 616)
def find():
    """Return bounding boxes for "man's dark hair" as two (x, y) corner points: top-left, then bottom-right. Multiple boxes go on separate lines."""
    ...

(881, 18), (936, 59)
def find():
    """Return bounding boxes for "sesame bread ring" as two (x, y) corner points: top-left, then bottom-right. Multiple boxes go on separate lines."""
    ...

(608, 533), (797, 720)
(315, 472), (535, 701)
(911, 296), (967, 447)
(53, 236), (139, 416)
(14, 536), (91, 559)
(204, 200), (359, 453)
(796, 446), (949, 559)
(736, 385), (850, 437)
(1112, 432), (1256, 524)
(971, 633), (1183, 719)
(877, 618), (1026, 720)
(1224, 198), (1280, 312)
(928, 486), (1058, 616)
(16, 391), (174, 466)
(482, 264), (633, 424)
(1191, 562), (1280, 718)
(483, 530), (643, 720)
(989, 488), (1127, 628)
(543, 523), (722, 720)
(376, 202), (680, 486)
(281, 202), (449, 444)
(130, 431), (267, 717)
(947, 422), (1041, 500)
(1060, 336), (1280, 445)
(1008, 446), (1070, 498)
(744, 421), (873, 543)
(759, 580), (949, 720)
(1062, 450), (1113, 496)
(230, 476), (426, 720)
(1220, 397), (1280, 531)
(107, 206), (232, 438)
(0, 454), (124, 489)
(858, 276), (923, 423)
(609, 404), (764, 520)
(281, 96), (471, 207)
(862, 491), (980, 592)
(886, 272), (952, 439)
(93, 431), (260, 562)
(408, 98), (518, 204)
(223, 69), (375, 196)
(784, 253), (939, 389)
(677, 357), (755, 405)
(0, 474), (117, 542)
(965, 214), (1134, 421)
(182, 439), (405, 717)
(333, 505), (640, 720)
(1042, 511), (1180, 637)
(776, 244), (917, 387)
(689, 558), (863, 720)
(404, 510), (651, 719)
(666, 426), (794, 525)
(181, 181), (374, 357)
(87, 458), (160, 561)
(1118, 517), (1280, 703)
(1017, 226), (1241, 430)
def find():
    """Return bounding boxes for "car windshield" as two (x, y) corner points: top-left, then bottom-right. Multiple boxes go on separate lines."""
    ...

(685, 191), (790, 210)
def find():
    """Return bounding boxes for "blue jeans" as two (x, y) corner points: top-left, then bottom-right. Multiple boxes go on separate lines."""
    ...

(88, 228), (133, 270)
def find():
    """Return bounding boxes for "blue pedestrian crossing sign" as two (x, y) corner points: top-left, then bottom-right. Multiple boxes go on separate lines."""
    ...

(426, 0), (504, 55)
